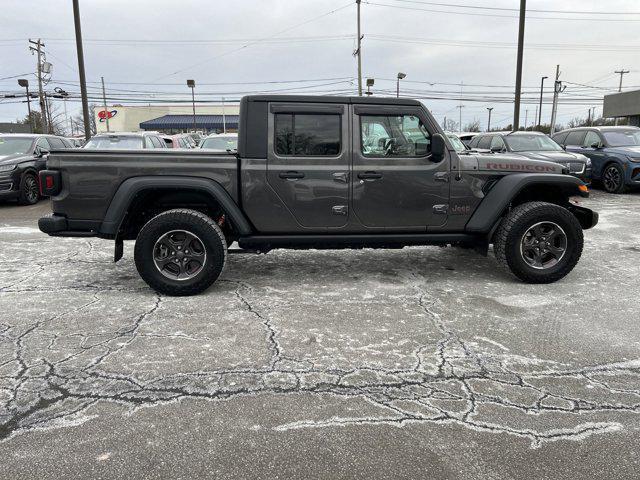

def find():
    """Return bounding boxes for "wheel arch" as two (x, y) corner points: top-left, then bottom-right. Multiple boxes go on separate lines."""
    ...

(99, 176), (253, 241)
(466, 173), (589, 234)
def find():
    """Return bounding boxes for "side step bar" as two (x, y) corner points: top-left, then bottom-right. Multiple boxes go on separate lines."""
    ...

(238, 233), (478, 251)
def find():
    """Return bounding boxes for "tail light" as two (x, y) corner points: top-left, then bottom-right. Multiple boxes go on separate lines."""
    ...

(39, 170), (61, 196)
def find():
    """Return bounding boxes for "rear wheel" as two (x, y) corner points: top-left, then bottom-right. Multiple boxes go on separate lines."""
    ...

(18, 173), (40, 205)
(602, 163), (626, 194)
(493, 201), (583, 283)
(134, 209), (227, 296)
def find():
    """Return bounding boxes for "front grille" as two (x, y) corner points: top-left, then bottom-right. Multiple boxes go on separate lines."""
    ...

(568, 162), (585, 174)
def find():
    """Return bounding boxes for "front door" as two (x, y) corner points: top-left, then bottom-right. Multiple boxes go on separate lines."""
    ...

(350, 105), (450, 230)
(266, 103), (349, 230)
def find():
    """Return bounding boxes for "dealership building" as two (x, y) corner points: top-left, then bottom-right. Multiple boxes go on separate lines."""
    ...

(603, 89), (640, 126)
(94, 104), (240, 134)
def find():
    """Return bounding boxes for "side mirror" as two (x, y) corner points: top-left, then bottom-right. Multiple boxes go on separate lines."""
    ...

(590, 142), (601, 149)
(35, 148), (49, 158)
(490, 146), (503, 153)
(431, 133), (445, 162)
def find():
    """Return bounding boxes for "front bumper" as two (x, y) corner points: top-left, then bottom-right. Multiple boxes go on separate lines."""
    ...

(0, 173), (18, 200)
(568, 204), (599, 230)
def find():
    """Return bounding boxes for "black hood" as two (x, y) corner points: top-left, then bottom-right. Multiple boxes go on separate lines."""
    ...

(0, 153), (32, 166)
(511, 150), (587, 164)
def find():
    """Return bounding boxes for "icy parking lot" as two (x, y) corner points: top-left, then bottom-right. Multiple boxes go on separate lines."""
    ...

(1, 192), (639, 479)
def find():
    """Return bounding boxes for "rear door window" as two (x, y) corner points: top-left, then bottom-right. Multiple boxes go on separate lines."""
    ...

(275, 113), (341, 156)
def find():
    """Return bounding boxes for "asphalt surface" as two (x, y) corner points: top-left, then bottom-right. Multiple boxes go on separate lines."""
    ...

(0, 192), (639, 479)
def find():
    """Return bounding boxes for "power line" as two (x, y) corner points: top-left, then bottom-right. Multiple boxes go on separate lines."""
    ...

(151, 1), (355, 81)
(384, 0), (640, 15)
(363, 1), (640, 21)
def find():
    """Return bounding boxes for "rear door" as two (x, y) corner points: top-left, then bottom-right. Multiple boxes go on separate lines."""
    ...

(266, 102), (349, 229)
(351, 105), (449, 230)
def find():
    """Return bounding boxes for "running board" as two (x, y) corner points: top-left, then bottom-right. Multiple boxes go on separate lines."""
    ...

(238, 233), (478, 251)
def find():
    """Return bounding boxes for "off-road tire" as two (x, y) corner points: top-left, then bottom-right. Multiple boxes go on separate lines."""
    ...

(601, 163), (626, 194)
(493, 201), (583, 284)
(134, 209), (227, 296)
(17, 172), (40, 205)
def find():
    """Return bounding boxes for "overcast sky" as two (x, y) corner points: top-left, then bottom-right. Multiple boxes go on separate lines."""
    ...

(1, 0), (638, 130)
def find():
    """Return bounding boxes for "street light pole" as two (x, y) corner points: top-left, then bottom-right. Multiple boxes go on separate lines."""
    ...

(72, 0), (91, 141)
(512, 0), (526, 131)
(396, 72), (406, 98)
(187, 79), (196, 132)
(356, 0), (363, 96)
(18, 79), (33, 133)
(486, 107), (493, 131)
(101, 76), (110, 132)
(538, 76), (547, 129)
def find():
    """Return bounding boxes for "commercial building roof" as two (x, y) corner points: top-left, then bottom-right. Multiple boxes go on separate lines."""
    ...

(139, 114), (239, 130)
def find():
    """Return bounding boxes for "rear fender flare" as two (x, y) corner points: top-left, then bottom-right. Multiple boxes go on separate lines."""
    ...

(99, 176), (253, 237)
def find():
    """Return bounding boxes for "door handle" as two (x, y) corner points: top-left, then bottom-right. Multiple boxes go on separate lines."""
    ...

(357, 171), (383, 180)
(279, 171), (305, 179)
(434, 171), (449, 182)
(332, 172), (349, 183)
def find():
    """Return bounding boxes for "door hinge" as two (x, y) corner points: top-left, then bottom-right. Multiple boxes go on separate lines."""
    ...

(332, 205), (348, 216)
(433, 204), (448, 214)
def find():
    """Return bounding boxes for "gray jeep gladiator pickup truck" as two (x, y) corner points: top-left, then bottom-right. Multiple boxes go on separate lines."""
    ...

(38, 95), (598, 296)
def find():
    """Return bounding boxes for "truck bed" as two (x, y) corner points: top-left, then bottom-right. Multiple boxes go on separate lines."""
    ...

(47, 149), (238, 223)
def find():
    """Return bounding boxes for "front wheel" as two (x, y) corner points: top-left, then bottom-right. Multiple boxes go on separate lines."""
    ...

(134, 209), (227, 296)
(601, 163), (626, 194)
(493, 202), (583, 284)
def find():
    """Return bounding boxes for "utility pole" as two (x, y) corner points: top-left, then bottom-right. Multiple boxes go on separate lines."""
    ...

(443, 116), (447, 130)
(549, 65), (562, 136)
(486, 107), (493, 131)
(534, 105), (538, 130)
(101, 77), (110, 132)
(356, 0), (363, 96)
(538, 75), (547, 129)
(28, 39), (47, 134)
(72, 0), (91, 140)
(524, 109), (528, 130)
(222, 96), (226, 133)
(512, 0), (526, 131)
(614, 69), (629, 125)
(457, 104), (464, 133)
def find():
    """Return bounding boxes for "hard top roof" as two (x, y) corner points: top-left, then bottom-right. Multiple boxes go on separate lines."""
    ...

(243, 94), (422, 107)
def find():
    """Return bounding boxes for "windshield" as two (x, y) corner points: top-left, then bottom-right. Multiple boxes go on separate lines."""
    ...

(200, 136), (237, 150)
(84, 136), (144, 149)
(0, 137), (34, 156)
(446, 134), (467, 153)
(602, 130), (640, 147)
(506, 134), (563, 152)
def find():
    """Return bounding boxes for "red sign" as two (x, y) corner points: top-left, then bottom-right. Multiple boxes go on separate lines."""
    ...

(98, 110), (117, 122)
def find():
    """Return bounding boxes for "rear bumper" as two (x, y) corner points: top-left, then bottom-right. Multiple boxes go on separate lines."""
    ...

(38, 214), (98, 237)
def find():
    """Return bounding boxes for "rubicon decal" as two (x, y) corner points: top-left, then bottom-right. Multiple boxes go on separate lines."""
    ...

(486, 162), (556, 172)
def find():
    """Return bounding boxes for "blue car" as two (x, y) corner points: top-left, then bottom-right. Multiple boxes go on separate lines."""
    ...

(553, 127), (640, 193)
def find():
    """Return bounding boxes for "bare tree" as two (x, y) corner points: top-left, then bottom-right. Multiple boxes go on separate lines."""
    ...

(443, 118), (458, 132)
(463, 119), (481, 132)
(70, 104), (97, 137)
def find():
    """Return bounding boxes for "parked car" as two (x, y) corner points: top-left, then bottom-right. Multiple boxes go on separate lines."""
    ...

(552, 126), (640, 193)
(468, 131), (591, 184)
(456, 132), (479, 147)
(162, 134), (195, 149)
(187, 132), (203, 146)
(38, 95), (597, 295)
(0, 134), (73, 205)
(200, 133), (238, 151)
(84, 132), (168, 150)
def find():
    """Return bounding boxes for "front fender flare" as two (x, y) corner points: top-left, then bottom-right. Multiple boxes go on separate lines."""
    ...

(465, 173), (586, 233)
(99, 176), (253, 237)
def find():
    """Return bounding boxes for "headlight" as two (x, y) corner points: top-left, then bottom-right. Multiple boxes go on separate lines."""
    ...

(585, 157), (591, 167)
(0, 164), (16, 173)
(627, 156), (640, 163)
